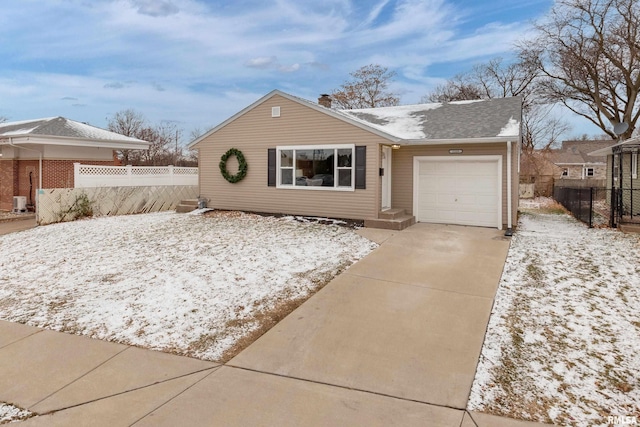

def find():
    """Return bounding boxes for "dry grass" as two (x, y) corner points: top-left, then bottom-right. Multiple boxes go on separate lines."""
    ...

(215, 260), (352, 363)
(470, 209), (640, 425)
(519, 198), (568, 215)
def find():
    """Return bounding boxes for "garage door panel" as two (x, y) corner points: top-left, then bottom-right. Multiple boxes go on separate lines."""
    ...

(415, 158), (500, 228)
(476, 194), (498, 209)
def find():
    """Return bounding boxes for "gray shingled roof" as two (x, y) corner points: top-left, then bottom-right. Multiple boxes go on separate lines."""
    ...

(338, 97), (522, 140)
(550, 140), (614, 164)
(0, 117), (149, 145)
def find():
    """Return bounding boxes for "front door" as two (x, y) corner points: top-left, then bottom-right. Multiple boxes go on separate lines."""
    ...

(381, 146), (392, 210)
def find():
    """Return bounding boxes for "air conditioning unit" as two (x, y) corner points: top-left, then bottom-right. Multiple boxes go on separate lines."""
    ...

(13, 196), (27, 213)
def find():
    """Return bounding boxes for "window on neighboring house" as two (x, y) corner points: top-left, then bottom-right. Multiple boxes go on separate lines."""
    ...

(561, 168), (568, 177)
(276, 145), (355, 190)
(585, 167), (594, 178)
(633, 152), (638, 179)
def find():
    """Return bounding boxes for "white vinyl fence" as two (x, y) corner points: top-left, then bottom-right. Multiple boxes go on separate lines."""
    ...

(74, 163), (198, 188)
(36, 185), (199, 225)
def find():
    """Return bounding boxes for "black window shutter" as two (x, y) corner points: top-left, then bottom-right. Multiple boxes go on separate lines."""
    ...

(355, 146), (366, 189)
(267, 148), (276, 186)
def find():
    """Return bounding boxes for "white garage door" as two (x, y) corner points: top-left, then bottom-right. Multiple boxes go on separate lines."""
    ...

(414, 156), (501, 228)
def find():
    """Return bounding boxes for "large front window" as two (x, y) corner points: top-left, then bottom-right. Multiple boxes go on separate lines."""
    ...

(277, 145), (354, 190)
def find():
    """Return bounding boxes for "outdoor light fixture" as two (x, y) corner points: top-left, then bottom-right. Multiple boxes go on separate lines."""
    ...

(391, 144), (401, 149)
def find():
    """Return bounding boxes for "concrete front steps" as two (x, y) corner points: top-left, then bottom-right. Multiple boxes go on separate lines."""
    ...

(364, 208), (415, 231)
(176, 199), (198, 213)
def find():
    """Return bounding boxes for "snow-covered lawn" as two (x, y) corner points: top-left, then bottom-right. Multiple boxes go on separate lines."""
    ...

(469, 199), (640, 426)
(0, 211), (376, 361)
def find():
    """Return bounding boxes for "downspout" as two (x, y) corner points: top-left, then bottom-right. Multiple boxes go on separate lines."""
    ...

(8, 138), (43, 216)
(505, 140), (513, 236)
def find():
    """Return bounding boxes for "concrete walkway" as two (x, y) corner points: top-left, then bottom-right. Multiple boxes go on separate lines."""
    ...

(0, 215), (37, 235)
(0, 223), (549, 426)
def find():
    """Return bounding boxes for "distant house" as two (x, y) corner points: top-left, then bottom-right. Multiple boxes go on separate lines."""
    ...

(550, 140), (613, 181)
(0, 117), (149, 211)
(519, 150), (561, 197)
(190, 90), (522, 231)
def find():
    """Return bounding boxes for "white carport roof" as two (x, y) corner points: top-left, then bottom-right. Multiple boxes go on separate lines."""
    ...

(0, 117), (150, 150)
(588, 137), (640, 156)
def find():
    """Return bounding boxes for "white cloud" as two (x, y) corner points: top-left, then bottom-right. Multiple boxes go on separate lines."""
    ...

(0, 0), (552, 135)
(245, 56), (278, 69)
(131, 0), (180, 17)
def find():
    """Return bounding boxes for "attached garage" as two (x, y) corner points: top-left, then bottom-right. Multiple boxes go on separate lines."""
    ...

(413, 156), (502, 228)
(190, 90), (521, 233)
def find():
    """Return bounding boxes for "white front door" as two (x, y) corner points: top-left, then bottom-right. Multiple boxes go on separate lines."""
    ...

(381, 146), (392, 210)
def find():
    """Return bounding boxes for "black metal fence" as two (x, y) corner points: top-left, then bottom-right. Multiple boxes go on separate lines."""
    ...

(553, 187), (608, 228)
(611, 188), (640, 227)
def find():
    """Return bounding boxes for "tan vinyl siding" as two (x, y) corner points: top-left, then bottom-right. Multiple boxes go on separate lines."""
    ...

(390, 142), (517, 228)
(511, 140), (519, 226)
(196, 95), (383, 220)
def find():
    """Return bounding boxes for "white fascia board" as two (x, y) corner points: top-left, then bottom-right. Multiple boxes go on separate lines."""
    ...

(588, 137), (640, 156)
(0, 135), (149, 150)
(403, 136), (515, 146)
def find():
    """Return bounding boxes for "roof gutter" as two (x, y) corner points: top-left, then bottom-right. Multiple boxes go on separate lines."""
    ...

(1, 135), (150, 150)
(403, 135), (520, 146)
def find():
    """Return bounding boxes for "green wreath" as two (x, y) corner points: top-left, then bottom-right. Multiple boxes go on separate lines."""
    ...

(219, 148), (248, 183)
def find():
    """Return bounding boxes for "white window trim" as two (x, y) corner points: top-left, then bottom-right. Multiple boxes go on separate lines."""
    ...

(584, 167), (594, 178)
(276, 144), (355, 191)
(633, 152), (638, 179)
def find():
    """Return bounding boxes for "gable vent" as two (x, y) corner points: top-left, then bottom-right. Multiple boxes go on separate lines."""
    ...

(272, 106), (281, 118)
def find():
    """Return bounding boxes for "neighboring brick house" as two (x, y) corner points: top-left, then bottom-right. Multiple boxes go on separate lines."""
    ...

(550, 140), (613, 181)
(0, 117), (149, 211)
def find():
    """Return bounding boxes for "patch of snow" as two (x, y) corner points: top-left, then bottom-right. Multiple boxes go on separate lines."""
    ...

(449, 99), (486, 105)
(0, 117), (56, 128)
(468, 211), (640, 426)
(61, 119), (146, 143)
(0, 211), (377, 361)
(497, 116), (520, 137)
(340, 104), (440, 139)
(0, 403), (32, 423)
(186, 208), (215, 215)
(0, 126), (40, 137)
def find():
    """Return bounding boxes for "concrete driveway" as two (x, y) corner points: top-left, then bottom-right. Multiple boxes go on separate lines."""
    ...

(1, 222), (548, 426)
(136, 223), (530, 426)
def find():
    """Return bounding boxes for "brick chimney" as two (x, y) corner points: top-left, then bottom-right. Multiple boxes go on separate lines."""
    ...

(318, 94), (332, 108)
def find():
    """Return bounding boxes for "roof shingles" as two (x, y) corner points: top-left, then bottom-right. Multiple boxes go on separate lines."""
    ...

(339, 97), (522, 140)
(0, 117), (147, 144)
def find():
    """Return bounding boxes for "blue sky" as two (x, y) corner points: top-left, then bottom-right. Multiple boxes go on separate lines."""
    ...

(0, 0), (597, 141)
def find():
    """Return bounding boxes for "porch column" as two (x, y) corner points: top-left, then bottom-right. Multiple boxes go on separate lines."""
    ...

(0, 160), (19, 211)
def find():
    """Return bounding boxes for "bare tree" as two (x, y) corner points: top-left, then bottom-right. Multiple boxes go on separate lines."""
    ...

(422, 57), (569, 152)
(422, 74), (483, 103)
(331, 64), (400, 109)
(0, 116), (8, 124)
(107, 109), (146, 164)
(107, 110), (185, 166)
(520, 0), (640, 139)
(138, 121), (182, 166)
